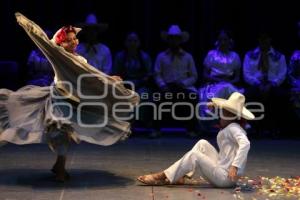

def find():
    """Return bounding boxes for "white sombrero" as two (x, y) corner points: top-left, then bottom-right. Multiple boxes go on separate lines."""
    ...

(161, 25), (189, 43)
(211, 92), (255, 120)
(77, 13), (108, 32)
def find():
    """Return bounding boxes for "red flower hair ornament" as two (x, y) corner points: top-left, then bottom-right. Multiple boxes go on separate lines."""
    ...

(51, 25), (81, 45)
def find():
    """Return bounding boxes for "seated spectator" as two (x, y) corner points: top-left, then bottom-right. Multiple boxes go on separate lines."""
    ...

(243, 32), (287, 136)
(27, 30), (54, 86)
(77, 13), (112, 74)
(113, 32), (153, 131)
(152, 25), (198, 138)
(287, 21), (300, 131)
(203, 30), (241, 85)
(198, 30), (242, 133)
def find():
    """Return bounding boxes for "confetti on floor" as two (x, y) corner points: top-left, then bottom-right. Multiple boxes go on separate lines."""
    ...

(233, 176), (300, 200)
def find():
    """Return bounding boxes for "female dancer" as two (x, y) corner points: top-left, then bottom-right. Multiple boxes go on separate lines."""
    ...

(0, 13), (139, 181)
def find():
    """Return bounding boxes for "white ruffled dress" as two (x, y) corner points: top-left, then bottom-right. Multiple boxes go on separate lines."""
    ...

(0, 13), (139, 150)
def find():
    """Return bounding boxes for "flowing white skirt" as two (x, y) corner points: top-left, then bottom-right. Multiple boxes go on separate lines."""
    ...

(0, 13), (139, 149)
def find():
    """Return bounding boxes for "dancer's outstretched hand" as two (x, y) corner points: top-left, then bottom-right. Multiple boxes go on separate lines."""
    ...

(111, 75), (123, 82)
(228, 166), (238, 182)
(15, 12), (41, 35)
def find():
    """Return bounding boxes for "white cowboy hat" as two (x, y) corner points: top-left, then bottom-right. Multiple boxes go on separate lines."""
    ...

(161, 25), (189, 43)
(77, 13), (108, 32)
(211, 92), (255, 120)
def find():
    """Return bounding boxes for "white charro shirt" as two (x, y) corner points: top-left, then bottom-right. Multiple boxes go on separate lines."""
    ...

(243, 47), (287, 86)
(77, 43), (112, 74)
(217, 123), (250, 175)
(154, 49), (198, 91)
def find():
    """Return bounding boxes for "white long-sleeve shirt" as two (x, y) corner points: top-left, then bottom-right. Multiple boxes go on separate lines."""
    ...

(77, 43), (112, 75)
(203, 49), (241, 82)
(217, 123), (250, 175)
(243, 47), (287, 86)
(154, 49), (198, 90)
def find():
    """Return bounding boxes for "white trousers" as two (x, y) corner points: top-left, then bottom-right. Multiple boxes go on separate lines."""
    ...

(164, 139), (235, 187)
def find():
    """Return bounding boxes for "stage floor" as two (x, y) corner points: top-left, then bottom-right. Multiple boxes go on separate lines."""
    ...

(0, 135), (299, 200)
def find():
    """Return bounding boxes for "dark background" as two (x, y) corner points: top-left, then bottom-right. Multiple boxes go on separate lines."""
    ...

(1, 0), (300, 85)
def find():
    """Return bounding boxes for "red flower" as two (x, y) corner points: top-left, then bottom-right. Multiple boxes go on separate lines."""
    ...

(55, 28), (67, 45)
